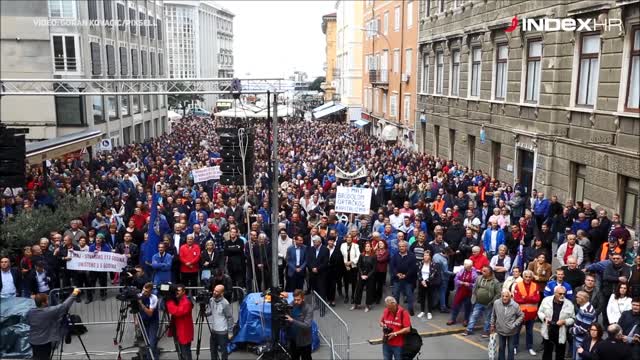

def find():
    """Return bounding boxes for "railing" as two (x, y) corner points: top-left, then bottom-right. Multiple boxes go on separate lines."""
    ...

(369, 70), (388, 85)
(311, 290), (350, 360)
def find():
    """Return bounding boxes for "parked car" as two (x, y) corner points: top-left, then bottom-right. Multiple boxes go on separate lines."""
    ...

(188, 107), (211, 117)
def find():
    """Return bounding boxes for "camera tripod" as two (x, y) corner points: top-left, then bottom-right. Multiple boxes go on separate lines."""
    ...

(195, 302), (213, 360)
(113, 300), (156, 360)
(50, 314), (91, 360)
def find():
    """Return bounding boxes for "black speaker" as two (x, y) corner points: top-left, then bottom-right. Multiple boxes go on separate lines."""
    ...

(216, 127), (255, 186)
(0, 128), (26, 188)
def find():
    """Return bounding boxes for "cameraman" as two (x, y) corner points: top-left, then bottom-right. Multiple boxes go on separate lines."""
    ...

(122, 265), (151, 289)
(165, 284), (194, 360)
(285, 289), (314, 360)
(206, 285), (234, 360)
(138, 282), (159, 360)
(379, 296), (411, 360)
(26, 287), (81, 360)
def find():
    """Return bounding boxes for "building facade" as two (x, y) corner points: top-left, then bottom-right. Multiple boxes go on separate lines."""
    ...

(321, 12), (337, 102)
(164, 0), (233, 109)
(362, 0), (419, 147)
(335, 0), (364, 121)
(1, 0), (169, 146)
(417, 0), (639, 229)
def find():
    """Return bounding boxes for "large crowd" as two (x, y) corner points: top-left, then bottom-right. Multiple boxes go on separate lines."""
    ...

(0, 114), (638, 360)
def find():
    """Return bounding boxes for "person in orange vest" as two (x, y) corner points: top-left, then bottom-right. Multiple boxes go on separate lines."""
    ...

(432, 194), (446, 216)
(595, 236), (623, 263)
(513, 270), (541, 356)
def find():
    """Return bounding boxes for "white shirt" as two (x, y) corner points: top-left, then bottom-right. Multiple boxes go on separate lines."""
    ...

(1, 270), (16, 297)
(295, 247), (302, 267)
(36, 270), (49, 293)
(463, 217), (481, 229)
(174, 234), (181, 249)
(490, 231), (499, 252)
(389, 214), (406, 229)
(421, 263), (431, 281)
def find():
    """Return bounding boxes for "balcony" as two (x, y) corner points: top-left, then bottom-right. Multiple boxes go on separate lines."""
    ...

(368, 70), (388, 87)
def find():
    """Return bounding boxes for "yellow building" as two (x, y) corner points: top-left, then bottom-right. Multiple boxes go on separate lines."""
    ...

(321, 13), (337, 102)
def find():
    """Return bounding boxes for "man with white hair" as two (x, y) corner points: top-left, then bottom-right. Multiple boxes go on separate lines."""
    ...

(539, 286), (575, 360)
(379, 296), (411, 360)
(490, 289), (524, 360)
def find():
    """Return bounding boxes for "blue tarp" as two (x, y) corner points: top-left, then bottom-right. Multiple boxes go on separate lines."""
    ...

(0, 297), (36, 359)
(229, 292), (320, 352)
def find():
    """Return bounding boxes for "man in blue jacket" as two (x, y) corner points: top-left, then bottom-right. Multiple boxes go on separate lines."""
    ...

(533, 192), (550, 230)
(391, 241), (417, 316)
(286, 235), (307, 292)
(151, 242), (173, 289)
(86, 234), (112, 303)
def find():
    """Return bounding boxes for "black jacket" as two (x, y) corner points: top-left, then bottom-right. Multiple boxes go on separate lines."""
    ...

(0, 268), (21, 295)
(307, 246), (329, 273)
(26, 269), (53, 295)
(224, 237), (246, 272)
(115, 242), (139, 266)
(357, 254), (376, 278)
(417, 261), (442, 286)
(327, 246), (344, 274)
(596, 340), (632, 360)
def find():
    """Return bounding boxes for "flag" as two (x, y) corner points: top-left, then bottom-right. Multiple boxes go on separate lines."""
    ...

(142, 192), (162, 265)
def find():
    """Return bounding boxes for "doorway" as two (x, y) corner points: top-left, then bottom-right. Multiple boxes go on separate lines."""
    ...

(517, 149), (534, 197)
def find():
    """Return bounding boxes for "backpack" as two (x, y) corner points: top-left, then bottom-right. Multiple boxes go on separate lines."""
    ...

(402, 327), (422, 360)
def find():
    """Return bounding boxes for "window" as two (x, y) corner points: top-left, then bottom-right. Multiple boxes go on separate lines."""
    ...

(422, 54), (430, 93)
(103, 0), (113, 22)
(139, 12), (146, 36)
(451, 50), (460, 96)
(132, 95), (140, 114)
(425, 0), (431, 17)
(49, 0), (76, 18)
(407, 1), (413, 28)
(435, 52), (444, 94)
(470, 47), (481, 97)
(52, 35), (78, 72)
(438, 0), (445, 13)
(381, 50), (388, 82)
(572, 163), (587, 203)
(129, 8), (137, 34)
(157, 19), (163, 40)
(405, 49), (412, 76)
(382, 91), (387, 113)
(394, 50), (400, 73)
(149, 17), (155, 39)
(390, 94), (398, 117)
(106, 44), (116, 76)
(404, 95), (411, 122)
(383, 12), (389, 35)
(374, 89), (379, 112)
(626, 28), (640, 111)
(525, 40), (542, 103)
(143, 94), (149, 112)
(394, 7), (400, 32)
(622, 177), (639, 227)
(88, 0), (98, 21)
(158, 53), (164, 75)
(119, 46), (128, 75)
(117, 3), (126, 31)
(141, 50), (148, 75)
(150, 52), (156, 75)
(92, 96), (104, 123)
(90, 42), (101, 75)
(131, 48), (139, 76)
(107, 96), (117, 120)
(120, 96), (129, 116)
(577, 34), (600, 106)
(495, 44), (508, 100)
(55, 96), (84, 126)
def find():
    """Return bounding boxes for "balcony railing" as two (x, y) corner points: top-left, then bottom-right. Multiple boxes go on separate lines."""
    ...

(54, 57), (78, 72)
(368, 70), (388, 86)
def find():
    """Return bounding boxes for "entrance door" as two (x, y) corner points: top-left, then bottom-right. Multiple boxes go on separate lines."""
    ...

(518, 149), (534, 197)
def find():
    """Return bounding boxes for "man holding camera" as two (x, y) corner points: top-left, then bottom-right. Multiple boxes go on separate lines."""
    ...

(206, 285), (234, 360)
(166, 284), (194, 360)
(27, 287), (81, 360)
(379, 296), (411, 360)
(285, 289), (314, 360)
(138, 282), (159, 360)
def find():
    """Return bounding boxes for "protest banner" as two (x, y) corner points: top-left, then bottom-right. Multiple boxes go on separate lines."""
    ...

(192, 166), (221, 183)
(335, 186), (372, 215)
(67, 251), (128, 272)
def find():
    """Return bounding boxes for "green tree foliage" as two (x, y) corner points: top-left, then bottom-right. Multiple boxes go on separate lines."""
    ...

(309, 76), (326, 92)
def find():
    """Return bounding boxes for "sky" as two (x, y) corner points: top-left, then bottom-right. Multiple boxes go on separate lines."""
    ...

(217, 0), (335, 80)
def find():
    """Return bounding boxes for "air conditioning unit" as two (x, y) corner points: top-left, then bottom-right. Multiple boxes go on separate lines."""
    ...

(402, 73), (410, 83)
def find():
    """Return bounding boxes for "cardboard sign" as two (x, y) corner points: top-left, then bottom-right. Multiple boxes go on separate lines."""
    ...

(192, 166), (221, 183)
(67, 251), (128, 272)
(335, 186), (372, 215)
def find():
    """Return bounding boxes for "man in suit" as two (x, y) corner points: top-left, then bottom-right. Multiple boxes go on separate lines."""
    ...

(170, 223), (187, 249)
(325, 237), (344, 307)
(26, 261), (54, 296)
(0, 256), (21, 298)
(371, 181), (385, 211)
(286, 235), (307, 292)
(285, 289), (314, 360)
(306, 235), (329, 299)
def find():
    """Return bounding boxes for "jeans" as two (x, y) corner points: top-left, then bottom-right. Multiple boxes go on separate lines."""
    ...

(466, 303), (491, 333)
(439, 273), (451, 310)
(498, 334), (516, 360)
(514, 319), (534, 351)
(142, 320), (159, 360)
(179, 343), (192, 360)
(31, 342), (52, 360)
(392, 280), (414, 312)
(382, 343), (403, 360)
(210, 332), (229, 360)
(450, 297), (472, 323)
(556, 232), (566, 245)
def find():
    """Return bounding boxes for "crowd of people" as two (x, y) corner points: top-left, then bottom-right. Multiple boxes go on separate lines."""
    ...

(0, 114), (638, 360)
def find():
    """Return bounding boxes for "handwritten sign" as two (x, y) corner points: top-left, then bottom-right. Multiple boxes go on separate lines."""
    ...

(335, 186), (372, 215)
(192, 166), (221, 183)
(67, 251), (128, 272)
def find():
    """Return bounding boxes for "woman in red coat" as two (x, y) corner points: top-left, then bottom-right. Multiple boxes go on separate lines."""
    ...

(166, 285), (194, 359)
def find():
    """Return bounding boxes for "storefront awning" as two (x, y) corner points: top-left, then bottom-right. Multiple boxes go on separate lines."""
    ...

(311, 101), (335, 113)
(314, 103), (347, 119)
(353, 119), (370, 128)
(26, 129), (103, 162)
(382, 125), (399, 142)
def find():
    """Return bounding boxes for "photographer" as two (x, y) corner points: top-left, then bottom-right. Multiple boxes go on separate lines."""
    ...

(379, 296), (411, 360)
(165, 284), (194, 360)
(285, 289), (314, 360)
(122, 264), (151, 289)
(138, 282), (159, 360)
(206, 285), (234, 360)
(26, 287), (81, 360)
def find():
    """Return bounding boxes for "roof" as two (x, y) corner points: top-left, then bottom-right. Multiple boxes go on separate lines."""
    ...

(26, 129), (103, 162)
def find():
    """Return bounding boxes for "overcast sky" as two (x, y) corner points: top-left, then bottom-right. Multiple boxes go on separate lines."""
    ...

(217, 0), (335, 80)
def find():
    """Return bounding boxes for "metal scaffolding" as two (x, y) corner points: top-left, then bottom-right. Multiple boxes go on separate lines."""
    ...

(0, 77), (288, 96)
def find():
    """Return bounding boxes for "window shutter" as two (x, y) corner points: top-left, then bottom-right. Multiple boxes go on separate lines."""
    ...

(157, 19), (163, 40)
(120, 47), (128, 75)
(139, 12), (146, 36)
(90, 42), (101, 75)
(131, 49), (139, 76)
(150, 52), (156, 75)
(149, 17), (155, 39)
(88, 0), (98, 21)
(158, 53), (164, 75)
(129, 8), (137, 34)
(106, 45), (116, 75)
(117, 4), (126, 31)
(103, 0), (113, 22)
(141, 50), (147, 75)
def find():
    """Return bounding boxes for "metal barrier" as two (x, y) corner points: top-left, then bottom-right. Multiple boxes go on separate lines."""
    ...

(311, 290), (350, 360)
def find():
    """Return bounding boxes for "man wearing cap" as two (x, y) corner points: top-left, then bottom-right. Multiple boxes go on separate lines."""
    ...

(307, 235), (329, 299)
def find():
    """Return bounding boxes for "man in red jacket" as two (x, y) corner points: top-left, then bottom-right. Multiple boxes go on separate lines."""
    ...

(179, 234), (201, 291)
(166, 284), (194, 360)
(512, 270), (541, 356)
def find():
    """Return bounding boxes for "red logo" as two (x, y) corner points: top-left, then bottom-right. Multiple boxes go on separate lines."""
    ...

(505, 16), (519, 32)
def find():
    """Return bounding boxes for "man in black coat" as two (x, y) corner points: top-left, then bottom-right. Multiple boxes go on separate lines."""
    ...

(598, 324), (633, 360)
(26, 261), (54, 296)
(0, 256), (21, 298)
(325, 238), (344, 307)
(306, 235), (329, 300)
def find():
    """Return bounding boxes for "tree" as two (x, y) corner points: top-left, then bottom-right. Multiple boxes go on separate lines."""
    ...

(309, 76), (326, 92)
(167, 83), (205, 116)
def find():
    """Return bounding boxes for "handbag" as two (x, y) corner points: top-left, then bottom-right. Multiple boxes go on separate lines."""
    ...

(488, 333), (497, 360)
(201, 269), (211, 280)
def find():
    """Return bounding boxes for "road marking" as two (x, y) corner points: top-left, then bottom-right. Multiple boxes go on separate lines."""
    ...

(427, 321), (488, 351)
